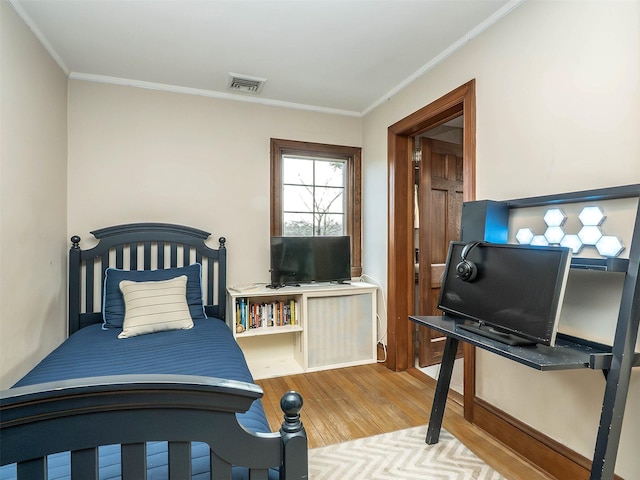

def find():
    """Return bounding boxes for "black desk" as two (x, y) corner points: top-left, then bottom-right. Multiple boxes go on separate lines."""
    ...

(409, 314), (612, 445)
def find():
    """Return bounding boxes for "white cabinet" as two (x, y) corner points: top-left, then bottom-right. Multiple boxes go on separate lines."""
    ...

(227, 282), (378, 379)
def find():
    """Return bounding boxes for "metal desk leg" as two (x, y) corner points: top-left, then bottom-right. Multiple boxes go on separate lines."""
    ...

(425, 335), (459, 445)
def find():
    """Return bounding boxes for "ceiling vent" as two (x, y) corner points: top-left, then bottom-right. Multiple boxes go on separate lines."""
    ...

(228, 73), (267, 95)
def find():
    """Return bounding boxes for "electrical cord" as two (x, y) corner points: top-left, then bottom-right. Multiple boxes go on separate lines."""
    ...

(358, 273), (388, 363)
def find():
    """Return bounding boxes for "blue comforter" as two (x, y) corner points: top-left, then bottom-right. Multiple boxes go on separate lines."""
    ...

(2, 319), (273, 480)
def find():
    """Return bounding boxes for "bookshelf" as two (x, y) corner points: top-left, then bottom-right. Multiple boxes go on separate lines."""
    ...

(232, 295), (302, 334)
(227, 282), (378, 379)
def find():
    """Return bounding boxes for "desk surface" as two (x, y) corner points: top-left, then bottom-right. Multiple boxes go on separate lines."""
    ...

(410, 315), (611, 371)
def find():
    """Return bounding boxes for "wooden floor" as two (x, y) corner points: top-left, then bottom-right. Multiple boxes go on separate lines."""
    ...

(257, 363), (554, 480)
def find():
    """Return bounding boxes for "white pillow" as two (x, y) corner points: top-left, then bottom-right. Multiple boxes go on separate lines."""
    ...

(118, 275), (194, 339)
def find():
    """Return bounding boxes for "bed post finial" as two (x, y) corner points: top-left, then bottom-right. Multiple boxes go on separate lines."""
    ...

(279, 390), (307, 478)
(280, 390), (303, 433)
(218, 237), (226, 249)
(70, 236), (81, 249)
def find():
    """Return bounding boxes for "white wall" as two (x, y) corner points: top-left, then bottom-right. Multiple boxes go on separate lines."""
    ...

(0, 0), (68, 389)
(361, 1), (639, 478)
(67, 80), (362, 286)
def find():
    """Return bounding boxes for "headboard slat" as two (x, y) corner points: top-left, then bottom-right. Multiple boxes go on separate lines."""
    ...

(183, 246), (190, 266)
(143, 242), (151, 270)
(100, 253), (109, 290)
(17, 457), (45, 480)
(85, 259), (95, 315)
(170, 243), (178, 268)
(71, 448), (98, 478)
(168, 442), (192, 478)
(121, 443), (146, 479)
(115, 245), (124, 269)
(158, 242), (165, 269)
(130, 242), (138, 270)
(207, 260), (215, 306)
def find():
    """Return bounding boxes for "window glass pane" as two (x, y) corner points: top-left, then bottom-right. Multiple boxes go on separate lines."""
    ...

(283, 157), (313, 185)
(314, 213), (344, 236)
(315, 160), (345, 187)
(283, 213), (314, 236)
(315, 187), (344, 213)
(277, 145), (353, 239)
(283, 185), (313, 212)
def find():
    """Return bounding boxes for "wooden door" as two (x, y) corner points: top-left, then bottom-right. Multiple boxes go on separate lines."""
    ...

(416, 138), (464, 367)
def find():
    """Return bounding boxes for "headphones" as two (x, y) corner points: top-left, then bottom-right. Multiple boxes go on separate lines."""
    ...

(455, 241), (483, 282)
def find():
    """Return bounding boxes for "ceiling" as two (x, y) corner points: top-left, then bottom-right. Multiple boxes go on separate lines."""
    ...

(11, 0), (523, 116)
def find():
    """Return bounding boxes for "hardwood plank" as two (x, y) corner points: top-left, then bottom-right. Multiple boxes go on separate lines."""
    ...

(257, 363), (553, 480)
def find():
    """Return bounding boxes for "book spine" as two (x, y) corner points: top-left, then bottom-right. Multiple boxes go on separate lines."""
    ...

(290, 299), (295, 325)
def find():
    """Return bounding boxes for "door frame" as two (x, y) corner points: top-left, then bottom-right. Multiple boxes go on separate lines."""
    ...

(386, 79), (476, 418)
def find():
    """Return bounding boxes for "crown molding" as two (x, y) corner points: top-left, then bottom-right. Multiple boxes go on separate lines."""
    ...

(68, 73), (362, 118)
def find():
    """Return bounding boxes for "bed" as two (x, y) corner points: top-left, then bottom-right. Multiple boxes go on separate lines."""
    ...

(0, 223), (308, 480)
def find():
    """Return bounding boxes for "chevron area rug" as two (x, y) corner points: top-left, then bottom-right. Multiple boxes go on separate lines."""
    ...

(308, 425), (506, 480)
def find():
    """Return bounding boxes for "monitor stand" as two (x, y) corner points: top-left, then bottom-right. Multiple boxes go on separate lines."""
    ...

(457, 322), (536, 346)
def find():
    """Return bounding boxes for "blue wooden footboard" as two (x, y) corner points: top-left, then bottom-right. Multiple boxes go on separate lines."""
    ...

(1, 375), (307, 480)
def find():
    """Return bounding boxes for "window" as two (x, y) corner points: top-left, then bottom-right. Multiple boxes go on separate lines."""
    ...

(282, 156), (346, 236)
(271, 138), (362, 277)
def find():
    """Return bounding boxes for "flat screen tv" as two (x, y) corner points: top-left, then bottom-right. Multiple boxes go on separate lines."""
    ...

(270, 236), (351, 287)
(438, 241), (572, 346)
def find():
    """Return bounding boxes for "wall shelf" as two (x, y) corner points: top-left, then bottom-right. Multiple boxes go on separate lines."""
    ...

(423, 184), (639, 480)
(570, 257), (628, 272)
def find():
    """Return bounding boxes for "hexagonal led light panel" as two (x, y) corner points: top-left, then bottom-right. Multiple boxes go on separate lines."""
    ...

(544, 208), (567, 227)
(516, 228), (534, 245)
(595, 236), (625, 257)
(560, 234), (583, 254)
(544, 226), (565, 244)
(530, 235), (549, 246)
(578, 225), (603, 245)
(579, 206), (606, 226)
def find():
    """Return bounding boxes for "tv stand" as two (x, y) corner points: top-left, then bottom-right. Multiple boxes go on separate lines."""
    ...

(227, 282), (378, 378)
(458, 322), (536, 346)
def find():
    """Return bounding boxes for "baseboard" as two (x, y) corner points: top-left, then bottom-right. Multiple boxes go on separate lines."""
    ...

(473, 398), (623, 480)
